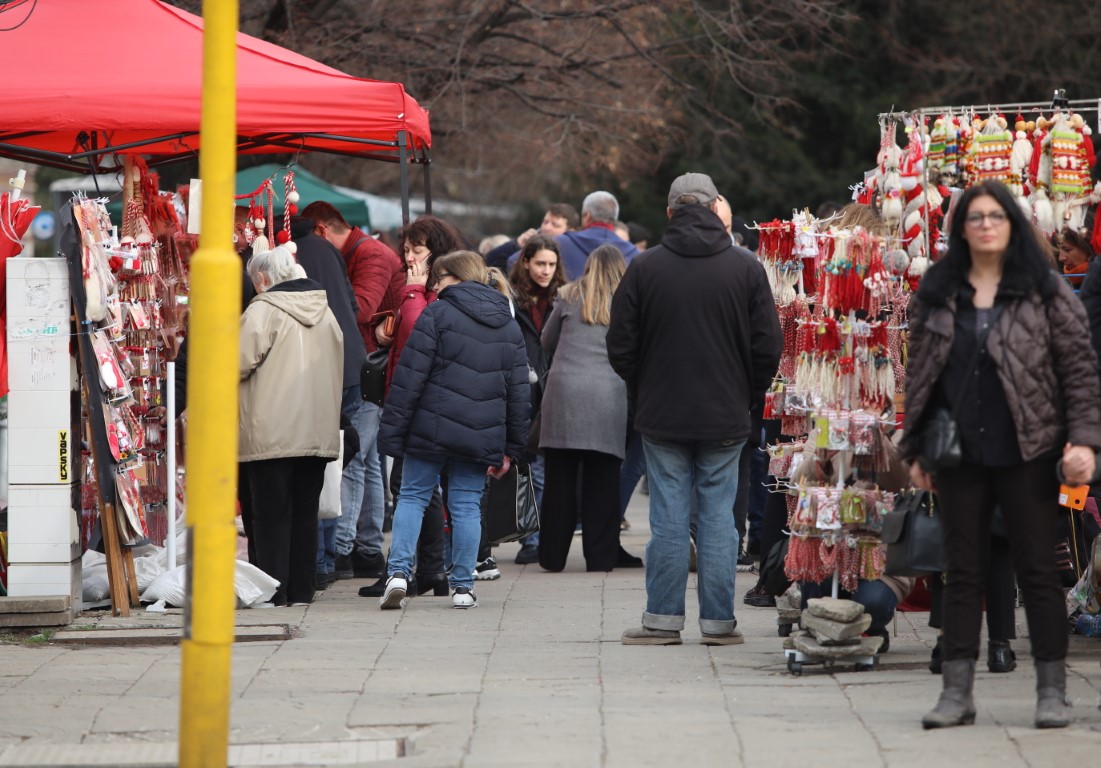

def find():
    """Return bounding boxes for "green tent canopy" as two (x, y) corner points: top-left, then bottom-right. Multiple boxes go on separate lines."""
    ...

(236, 164), (370, 230)
(104, 162), (371, 230)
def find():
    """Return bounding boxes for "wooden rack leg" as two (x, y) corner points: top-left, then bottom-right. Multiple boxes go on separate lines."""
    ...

(123, 548), (140, 607)
(100, 501), (130, 617)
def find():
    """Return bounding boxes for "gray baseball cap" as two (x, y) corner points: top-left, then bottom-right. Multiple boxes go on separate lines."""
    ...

(667, 172), (719, 208)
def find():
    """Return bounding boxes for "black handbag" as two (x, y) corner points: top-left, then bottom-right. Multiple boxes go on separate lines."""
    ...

(483, 464), (540, 545)
(881, 490), (947, 576)
(360, 348), (390, 406)
(921, 304), (1003, 470)
(759, 537), (792, 597)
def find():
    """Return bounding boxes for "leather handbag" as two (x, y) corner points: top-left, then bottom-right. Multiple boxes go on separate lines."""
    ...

(881, 490), (947, 576)
(360, 348), (390, 406)
(921, 304), (1003, 470)
(483, 464), (540, 545)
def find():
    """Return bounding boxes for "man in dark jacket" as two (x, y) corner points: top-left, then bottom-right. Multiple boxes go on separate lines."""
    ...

(284, 217), (369, 587)
(607, 172), (782, 646)
(302, 202), (402, 580)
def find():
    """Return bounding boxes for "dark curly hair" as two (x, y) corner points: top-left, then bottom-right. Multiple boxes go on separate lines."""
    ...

(917, 180), (1056, 305)
(397, 216), (469, 272)
(508, 235), (567, 310)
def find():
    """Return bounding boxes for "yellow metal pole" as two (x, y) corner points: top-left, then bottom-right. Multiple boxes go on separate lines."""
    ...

(179, 0), (238, 766)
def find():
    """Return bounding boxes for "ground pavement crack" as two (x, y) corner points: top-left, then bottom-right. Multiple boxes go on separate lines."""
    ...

(708, 645), (745, 766)
(458, 567), (518, 768)
(86, 648), (175, 741)
(598, 572), (609, 768)
(837, 678), (888, 768)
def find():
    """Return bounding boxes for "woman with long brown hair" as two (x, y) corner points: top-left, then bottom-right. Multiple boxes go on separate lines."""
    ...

(537, 244), (641, 572)
(507, 235), (568, 564)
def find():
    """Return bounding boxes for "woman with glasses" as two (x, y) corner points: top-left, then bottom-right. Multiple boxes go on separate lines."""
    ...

(900, 180), (1101, 729)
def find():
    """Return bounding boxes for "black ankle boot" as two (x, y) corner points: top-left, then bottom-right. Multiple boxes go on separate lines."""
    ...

(358, 575), (387, 598)
(987, 640), (1017, 673)
(413, 572), (449, 597)
(929, 636), (943, 674)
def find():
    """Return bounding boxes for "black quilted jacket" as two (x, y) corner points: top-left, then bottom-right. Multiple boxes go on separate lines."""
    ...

(377, 281), (531, 465)
(901, 276), (1101, 463)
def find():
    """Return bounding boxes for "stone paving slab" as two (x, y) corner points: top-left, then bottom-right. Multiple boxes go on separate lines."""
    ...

(50, 625), (290, 646)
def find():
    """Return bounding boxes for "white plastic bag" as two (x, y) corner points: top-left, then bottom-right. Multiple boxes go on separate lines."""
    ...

(234, 560), (280, 607)
(317, 431), (343, 520)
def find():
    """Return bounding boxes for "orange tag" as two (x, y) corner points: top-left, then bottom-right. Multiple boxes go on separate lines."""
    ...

(1059, 484), (1089, 510)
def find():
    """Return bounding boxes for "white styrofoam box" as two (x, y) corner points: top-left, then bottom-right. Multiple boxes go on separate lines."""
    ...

(6, 336), (74, 392)
(7, 484), (80, 563)
(7, 561), (80, 599)
(7, 427), (77, 485)
(8, 389), (74, 430)
(6, 257), (69, 321)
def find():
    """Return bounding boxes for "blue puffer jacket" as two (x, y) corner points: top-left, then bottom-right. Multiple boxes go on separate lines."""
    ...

(378, 281), (531, 465)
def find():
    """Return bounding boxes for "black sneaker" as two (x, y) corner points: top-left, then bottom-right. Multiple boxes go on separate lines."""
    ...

(316, 571), (337, 590)
(334, 554), (354, 580)
(474, 557), (501, 580)
(736, 552), (755, 573)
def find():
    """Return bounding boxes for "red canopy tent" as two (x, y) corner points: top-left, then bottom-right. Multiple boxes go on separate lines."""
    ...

(0, 0), (432, 176)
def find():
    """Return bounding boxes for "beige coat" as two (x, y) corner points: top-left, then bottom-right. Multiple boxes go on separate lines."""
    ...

(238, 284), (343, 462)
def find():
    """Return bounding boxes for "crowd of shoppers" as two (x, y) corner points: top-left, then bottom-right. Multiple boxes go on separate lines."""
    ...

(211, 172), (1101, 732)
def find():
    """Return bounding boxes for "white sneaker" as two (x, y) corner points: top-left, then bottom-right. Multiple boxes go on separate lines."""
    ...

(474, 557), (500, 581)
(452, 587), (478, 608)
(379, 573), (408, 610)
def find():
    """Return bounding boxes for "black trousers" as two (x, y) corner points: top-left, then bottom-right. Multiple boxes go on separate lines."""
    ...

(929, 523), (1017, 641)
(936, 457), (1066, 662)
(539, 448), (621, 572)
(238, 462), (256, 565)
(247, 456), (327, 605)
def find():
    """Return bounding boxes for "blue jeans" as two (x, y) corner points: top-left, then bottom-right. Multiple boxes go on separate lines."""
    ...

(800, 579), (898, 634)
(316, 517), (337, 574)
(642, 437), (743, 635)
(317, 385), (362, 572)
(619, 429), (647, 520)
(388, 454), (486, 590)
(339, 396), (385, 557)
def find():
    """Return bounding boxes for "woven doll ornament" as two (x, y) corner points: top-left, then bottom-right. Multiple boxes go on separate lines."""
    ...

(1050, 113), (1086, 197)
(877, 122), (904, 228)
(927, 117), (946, 177)
(971, 115), (1013, 185)
(1009, 115), (1034, 199)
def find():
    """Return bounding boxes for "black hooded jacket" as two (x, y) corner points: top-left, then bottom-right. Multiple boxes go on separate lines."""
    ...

(287, 217), (366, 392)
(606, 204), (782, 442)
(378, 281), (530, 465)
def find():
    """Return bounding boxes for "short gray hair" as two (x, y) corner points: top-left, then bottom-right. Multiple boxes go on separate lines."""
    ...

(247, 245), (306, 288)
(581, 191), (619, 224)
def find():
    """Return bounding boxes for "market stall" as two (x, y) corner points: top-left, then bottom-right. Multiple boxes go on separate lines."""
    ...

(0, 0), (434, 615)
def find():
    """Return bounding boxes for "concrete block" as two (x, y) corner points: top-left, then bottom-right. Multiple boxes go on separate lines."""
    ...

(6, 336), (74, 392)
(7, 389), (74, 430)
(8, 487), (80, 563)
(7, 428), (76, 485)
(0, 596), (69, 613)
(5, 257), (69, 322)
(7, 560), (80, 602)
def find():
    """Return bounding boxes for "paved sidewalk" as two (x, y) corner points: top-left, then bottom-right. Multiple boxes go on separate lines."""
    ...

(1, 492), (1101, 766)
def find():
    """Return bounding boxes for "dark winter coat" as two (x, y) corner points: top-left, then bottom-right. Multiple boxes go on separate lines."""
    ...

(516, 306), (549, 408)
(377, 281), (531, 465)
(1078, 257), (1101, 378)
(606, 204), (782, 443)
(289, 218), (366, 392)
(900, 269), (1101, 464)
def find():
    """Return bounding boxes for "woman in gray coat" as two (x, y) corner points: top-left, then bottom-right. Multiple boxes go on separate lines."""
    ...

(538, 245), (641, 571)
